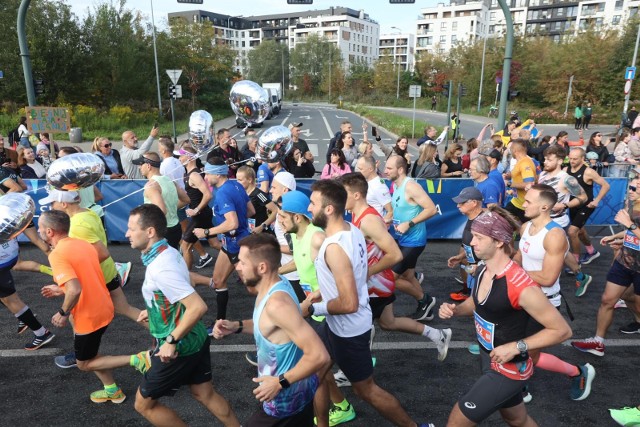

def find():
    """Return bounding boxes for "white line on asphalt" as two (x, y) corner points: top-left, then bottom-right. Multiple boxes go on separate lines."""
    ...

(3, 339), (638, 357)
(318, 109), (334, 138)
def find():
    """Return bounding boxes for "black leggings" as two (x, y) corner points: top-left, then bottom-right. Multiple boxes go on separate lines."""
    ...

(574, 118), (582, 129)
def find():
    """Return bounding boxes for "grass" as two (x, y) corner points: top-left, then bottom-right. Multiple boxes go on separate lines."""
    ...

(346, 103), (446, 138)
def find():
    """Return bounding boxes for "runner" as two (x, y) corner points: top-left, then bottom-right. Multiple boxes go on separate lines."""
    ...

(301, 179), (433, 427)
(236, 166), (277, 235)
(356, 155), (393, 224)
(503, 139), (537, 223)
(439, 207), (572, 426)
(126, 204), (240, 426)
(212, 233), (328, 427)
(385, 155), (438, 321)
(571, 177), (640, 357)
(193, 157), (254, 321)
(515, 184), (595, 401)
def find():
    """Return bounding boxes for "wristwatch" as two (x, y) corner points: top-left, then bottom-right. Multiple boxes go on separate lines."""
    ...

(307, 303), (315, 317)
(166, 334), (179, 344)
(58, 308), (69, 317)
(278, 373), (291, 389)
(204, 228), (210, 237)
(408, 220), (416, 228)
(628, 223), (638, 231)
(516, 340), (528, 357)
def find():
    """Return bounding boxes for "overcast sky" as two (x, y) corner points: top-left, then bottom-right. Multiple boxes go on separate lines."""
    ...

(63, 0), (444, 34)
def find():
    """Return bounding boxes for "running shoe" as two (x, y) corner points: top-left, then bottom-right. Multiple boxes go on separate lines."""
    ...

(436, 328), (452, 362)
(570, 363), (595, 401)
(334, 370), (351, 388)
(450, 289), (470, 301)
(115, 261), (132, 287)
(419, 424), (436, 427)
(413, 295), (436, 321)
(195, 253), (213, 269)
(55, 352), (77, 369)
(415, 271), (424, 284)
(571, 337), (605, 356)
(522, 388), (533, 404)
(328, 402), (356, 426)
(131, 350), (152, 374)
(468, 344), (480, 355)
(575, 274), (592, 297)
(564, 267), (576, 276)
(609, 406), (640, 426)
(453, 275), (464, 284)
(620, 321), (640, 334)
(615, 299), (628, 309)
(17, 320), (28, 334)
(245, 352), (258, 367)
(579, 251), (601, 265)
(90, 388), (126, 404)
(25, 330), (55, 350)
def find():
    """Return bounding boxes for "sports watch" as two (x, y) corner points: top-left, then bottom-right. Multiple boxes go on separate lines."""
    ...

(516, 340), (528, 357)
(278, 374), (291, 389)
(628, 223), (638, 231)
(166, 334), (179, 345)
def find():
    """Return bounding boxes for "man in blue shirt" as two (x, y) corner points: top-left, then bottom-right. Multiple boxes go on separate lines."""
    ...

(483, 149), (506, 205)
(470, 157), (502, 208)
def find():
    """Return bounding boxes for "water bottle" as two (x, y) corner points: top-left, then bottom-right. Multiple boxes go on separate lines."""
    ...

(462, 264), (474, 273)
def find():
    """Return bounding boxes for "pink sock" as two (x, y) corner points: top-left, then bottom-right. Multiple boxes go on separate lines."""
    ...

(586, 245), (595, 254)
(535, 353), (580, 377)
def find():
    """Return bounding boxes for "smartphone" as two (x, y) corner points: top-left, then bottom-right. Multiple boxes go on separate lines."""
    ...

(153, 122), (159, 129)
(372, 126), (377, 137)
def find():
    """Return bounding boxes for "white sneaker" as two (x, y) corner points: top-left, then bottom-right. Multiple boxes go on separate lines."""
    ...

(614, 299), (627, 309)
(437, 328), (452, 362)
(334, 370), (351, 388)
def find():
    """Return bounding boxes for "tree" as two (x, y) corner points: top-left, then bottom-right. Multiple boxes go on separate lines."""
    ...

(247, 40), (289, 86)
(290, 34), (341, 95)
(372, 56), (397, 96)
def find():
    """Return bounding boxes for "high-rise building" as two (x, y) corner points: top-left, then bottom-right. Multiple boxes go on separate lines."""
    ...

(379, 33), (415, 71)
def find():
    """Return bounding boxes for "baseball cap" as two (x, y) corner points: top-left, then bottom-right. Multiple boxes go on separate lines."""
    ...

(487, 149), (502, 161)
(288, 122), (303, 130)
(273, 171), (296, 191)
(281, 191), (311, 219)
(131, 156), (161, 168)
(39, 189), (80, 205)
(452, 187), (483, 204)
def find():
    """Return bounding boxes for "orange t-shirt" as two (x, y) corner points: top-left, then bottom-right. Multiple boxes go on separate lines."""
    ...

(49, 237), (113, 334)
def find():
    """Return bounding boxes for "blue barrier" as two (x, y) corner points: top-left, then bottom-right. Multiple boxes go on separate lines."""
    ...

(20, 177), (628, 242)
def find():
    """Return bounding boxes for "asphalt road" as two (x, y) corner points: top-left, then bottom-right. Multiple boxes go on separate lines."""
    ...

(1, 230), (638, 426)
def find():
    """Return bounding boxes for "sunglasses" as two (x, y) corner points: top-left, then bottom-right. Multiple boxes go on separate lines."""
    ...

(596, 134), (602, 137)
(630, 185), (638, 192)
(102, 143), (112, 148)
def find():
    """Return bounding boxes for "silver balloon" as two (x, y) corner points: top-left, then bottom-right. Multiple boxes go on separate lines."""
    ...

(47, 153), (105, 191)
(189, 110), (215, 153)
(0, 193), (35, 242)
(229, 80), (270, 125)
(256, 126), (293, 162)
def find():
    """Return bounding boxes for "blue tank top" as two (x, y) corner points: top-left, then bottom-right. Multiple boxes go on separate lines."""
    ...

(213, 180), (250, 253)
(253, 279), (318, 418)
(392, 177), (427, 247)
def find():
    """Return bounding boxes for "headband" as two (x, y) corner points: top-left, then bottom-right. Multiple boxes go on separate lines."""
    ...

(204, 163), (229, 176)
(471, 211), (514, 244)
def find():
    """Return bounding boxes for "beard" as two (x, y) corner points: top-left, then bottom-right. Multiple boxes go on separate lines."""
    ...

(311, 210), (328, 229)
(241, 267), (261, 288)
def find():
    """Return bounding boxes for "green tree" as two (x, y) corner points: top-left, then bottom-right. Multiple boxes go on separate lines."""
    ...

(247, 40), (289, 86)
(290, 34), (341, 95)
(346, 61), (374, 99)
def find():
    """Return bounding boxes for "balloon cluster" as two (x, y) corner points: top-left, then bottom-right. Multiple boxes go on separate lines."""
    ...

(256, 125), (293, 163)
(46, 153), (105, 191)
(188, 110), (216, 153)
(229, 80), (270, 125)
(0, 193), (35, 242)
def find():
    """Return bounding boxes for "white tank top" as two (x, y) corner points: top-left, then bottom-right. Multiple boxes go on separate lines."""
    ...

(315, 223), (371, 337)
(520, 221), (565, 307)
(538, 171), (570, 228)
(0, 239), (19, 268)
(274, 220), (299, 281)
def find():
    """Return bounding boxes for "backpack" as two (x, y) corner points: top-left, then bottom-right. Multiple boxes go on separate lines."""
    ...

(7, 128), (20, 149)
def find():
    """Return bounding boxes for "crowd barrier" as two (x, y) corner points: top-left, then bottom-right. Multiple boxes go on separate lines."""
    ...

(21, 177), (628, 242)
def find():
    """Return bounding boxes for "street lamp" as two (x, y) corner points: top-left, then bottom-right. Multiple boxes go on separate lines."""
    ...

(150, 0), (162, 117)
(391, 26), (402, 100)
(477, 29), (487, 112)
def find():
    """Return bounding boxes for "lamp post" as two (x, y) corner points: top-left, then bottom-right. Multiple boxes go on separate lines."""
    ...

(392, 26), (402, 100)
(477, 30), (487, 112)
(150, 0), (162, 118)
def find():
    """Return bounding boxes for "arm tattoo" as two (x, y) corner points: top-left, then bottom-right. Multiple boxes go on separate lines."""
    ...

(564, 175), (586, 198)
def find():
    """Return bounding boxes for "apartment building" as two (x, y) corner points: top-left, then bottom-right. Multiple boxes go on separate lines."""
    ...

(168, 7), (380, 77)
(379, 33), (416, 71)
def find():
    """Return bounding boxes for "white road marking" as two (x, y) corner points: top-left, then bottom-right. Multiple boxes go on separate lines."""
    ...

(318, 109), (334, 138)
(308, 143), (319, 157)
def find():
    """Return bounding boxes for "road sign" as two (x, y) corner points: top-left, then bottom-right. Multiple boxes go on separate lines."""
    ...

(625, 79), (632, 95)
(626, 66), (636, 80)
(0, 71), (3, 79)
(409, 85), (421, 98)
(166, 69), (182, 85)
(174, 85), (182, 99)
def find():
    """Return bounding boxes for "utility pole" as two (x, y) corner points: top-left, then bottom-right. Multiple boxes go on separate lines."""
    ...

(455, 82), (461, 140)
(564, 75), (574, 118)
(445, 79), (453, 150)
(477, 34), (487, 112)
(623, 24), (640, 116)
(18, 0), (36, 106)
(496, 0), (514, 130)
(150, 0), (162, 118)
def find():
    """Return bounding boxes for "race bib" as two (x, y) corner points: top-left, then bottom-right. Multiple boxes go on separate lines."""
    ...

(392, 218), (402, 235)
(300, 283), (312, 296)
(474, 311), (495, 351)
(624, 230), (640, 251)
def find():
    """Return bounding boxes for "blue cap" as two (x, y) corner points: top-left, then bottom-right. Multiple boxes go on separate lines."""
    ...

(281, 191), (312, 219)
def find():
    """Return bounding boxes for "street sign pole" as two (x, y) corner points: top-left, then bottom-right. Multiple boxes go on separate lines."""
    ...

(623, 24), (640, 117)
(409, 85), (421, 139)
(455, 82), (462, 140)
(170, 96), (177, 144)
(445, 79), (453, 150)
(166, 70), (182, 144)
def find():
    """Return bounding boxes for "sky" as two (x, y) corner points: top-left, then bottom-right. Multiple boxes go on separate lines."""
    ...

(63, 0), (443, 34)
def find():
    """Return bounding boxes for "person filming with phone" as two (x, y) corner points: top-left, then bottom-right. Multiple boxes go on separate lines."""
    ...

(120, 124), (160, 180)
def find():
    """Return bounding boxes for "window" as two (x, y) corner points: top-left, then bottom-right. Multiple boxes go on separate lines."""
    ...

(439, 35), (446, 43)
(613, 15), (622, 25)
(452, 22), (458, 31)
(615, 0), (623, 11)
(490, 11), (497, 20)
(451, 35), (457, 43)
(441, 22), (447, 30)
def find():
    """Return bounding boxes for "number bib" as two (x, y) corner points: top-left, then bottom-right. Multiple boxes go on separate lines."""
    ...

(624, 230), (640, 251)
(474, 311), (495, 351)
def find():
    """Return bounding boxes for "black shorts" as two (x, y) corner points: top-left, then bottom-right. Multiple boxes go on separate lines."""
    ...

(139, 336), (213, 399)
(166, 224), (182, 249)
(607, 259), (640, 295)
(75, 325), (108, 361)
(246, 400), (314, 427)
(317, 322), (373, 384)
(177, 206), (188, 223)
(0, 260), (18, 298)
(392, 245), (426, 274)
(182, 210), (214, 244)
(221, 247), (240, 265)
(458, 352), (526, 423)
(106, 274), (121, 292)
(569, 205), (595, 229)
(369, 294), (396, 320)
(505, 202), (526, 224)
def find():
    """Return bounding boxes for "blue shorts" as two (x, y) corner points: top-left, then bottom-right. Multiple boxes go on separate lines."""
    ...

(607, 259), (640, 295)
(177, 207), (188, 222)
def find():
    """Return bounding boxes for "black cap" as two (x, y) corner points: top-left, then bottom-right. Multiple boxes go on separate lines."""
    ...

(132, 156), (161, 168)
(452, 187), (483, 204)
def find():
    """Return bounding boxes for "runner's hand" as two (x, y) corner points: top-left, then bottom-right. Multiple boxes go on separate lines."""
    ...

(252, 376), (281, 402)
(157, 342), (178, 363)
(194, 228), (207, 239)
(615, 209), (633, 228)
(490, 343), (518, 364)
(137, 310), (149, 323)
(305, 290), (322, 304)
(51, 312), (68, 328)
(447, 256), (461, 268)
(212, 319), (237, 339)
(41, 284), (63, 298)
(439, 303), (456, 319)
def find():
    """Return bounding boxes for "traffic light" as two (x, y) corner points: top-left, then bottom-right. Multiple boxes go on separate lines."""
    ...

(34, 78), (45, 95)
(168, 84), (177, 99)
(460, 85), (467, 97)
(442, 83), (450, 98)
